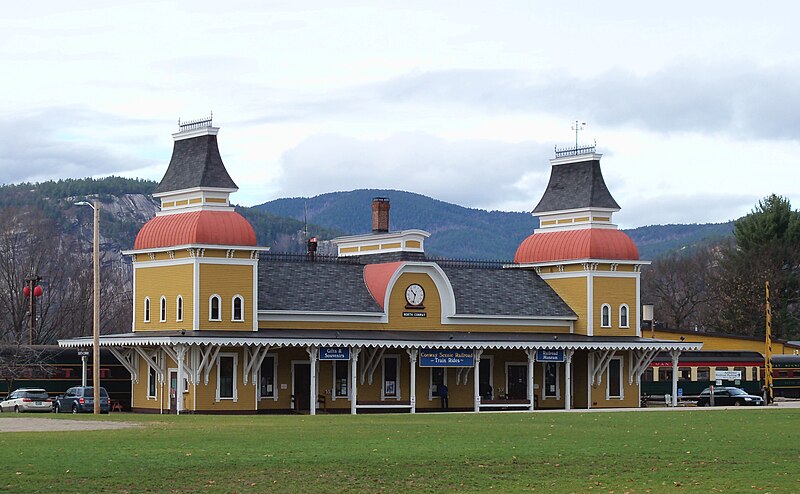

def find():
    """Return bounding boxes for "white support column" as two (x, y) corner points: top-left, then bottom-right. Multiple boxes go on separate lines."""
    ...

(350, 347), (361, 415)
(407, 349), (418, 414)
(307, 346), (318, 416)
(565, 349), (574, 411)
(473, 349), (483, 412)
(175, 345), (187, 415)
(670, 349), (681, 407)
(526, 349), (536, 411)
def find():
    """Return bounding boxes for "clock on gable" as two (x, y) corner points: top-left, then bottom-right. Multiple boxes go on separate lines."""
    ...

(405, 283), (425, 308)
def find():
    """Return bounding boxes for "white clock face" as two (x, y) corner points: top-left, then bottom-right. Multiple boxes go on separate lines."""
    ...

(405, 284), (425, 306)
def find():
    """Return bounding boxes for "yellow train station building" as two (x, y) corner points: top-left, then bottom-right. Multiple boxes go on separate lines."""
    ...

(60, 120), (701, 414)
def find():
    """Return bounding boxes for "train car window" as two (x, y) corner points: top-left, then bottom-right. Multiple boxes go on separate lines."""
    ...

(751, 367), (759, 380)
(642, 368), (653, 382)
(697, 367), (710, 380)
(662, 367), (673, 382)
(679, 367), (691, 380)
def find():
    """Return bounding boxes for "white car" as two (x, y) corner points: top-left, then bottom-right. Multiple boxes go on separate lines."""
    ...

(0, 388), (53, 413)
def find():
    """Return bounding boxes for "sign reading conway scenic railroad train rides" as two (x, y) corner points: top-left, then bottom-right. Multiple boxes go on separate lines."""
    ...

(319, 347), (350, 360)
(536, 349), (565, 362)
(419, 349), (474, 367)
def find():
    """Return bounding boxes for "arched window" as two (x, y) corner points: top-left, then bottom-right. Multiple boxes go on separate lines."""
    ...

(209, 295), (221, 321)
(600, 304), (611, 328)
(144, 297), (151, 322)
(619, 304), (629, 328)
(232, 295), (244, 322)
(160, 296), (167, 322)
(176, 295), (183, 322)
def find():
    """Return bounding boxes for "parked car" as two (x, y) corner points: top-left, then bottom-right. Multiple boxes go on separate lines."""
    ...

(696, 386), (764, 407)
(0, 388), (53, 413)
(53, 386), (110, 413)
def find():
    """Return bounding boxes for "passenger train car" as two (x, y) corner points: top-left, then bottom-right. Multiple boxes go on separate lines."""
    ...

(0, 346), (132, 409)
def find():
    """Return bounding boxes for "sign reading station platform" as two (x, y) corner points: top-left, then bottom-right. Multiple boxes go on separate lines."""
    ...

(536, 349), (564, 362)
(419, 349), (474, 367)
(319, 347), (350, 361)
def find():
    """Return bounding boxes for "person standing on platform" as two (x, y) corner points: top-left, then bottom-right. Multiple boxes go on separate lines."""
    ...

(439, 384), (449, 409)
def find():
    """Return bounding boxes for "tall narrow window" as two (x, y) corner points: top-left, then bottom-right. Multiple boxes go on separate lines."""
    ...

(543, 362), (560, 399)
(232, 295), (244, 322)
(607, 358), (622, 399)
(144, 297), (151, 322)
(333, 360), (349, 398)
(382, 356), (399, 399)
(176, 296), (183, 322)
(619, 304), (629, 328)
(160, 296), (167, 322)
(217, 354), (236, 400)
(260, 355), (276, 399)
(429, 368), (445, 400)
(148, 366), (157, 398)
(601, 304), (611, 327)
(209, 295), (221, 321)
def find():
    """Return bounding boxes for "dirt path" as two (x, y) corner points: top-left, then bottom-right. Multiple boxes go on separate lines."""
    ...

(0, 417), (138, 433)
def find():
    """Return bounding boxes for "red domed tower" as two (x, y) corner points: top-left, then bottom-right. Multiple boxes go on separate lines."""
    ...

(514, 147), (647, 337)
(125, 118), (266, 333)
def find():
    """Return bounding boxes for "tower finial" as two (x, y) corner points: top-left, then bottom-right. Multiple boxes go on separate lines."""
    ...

(571, 120), (586, 149)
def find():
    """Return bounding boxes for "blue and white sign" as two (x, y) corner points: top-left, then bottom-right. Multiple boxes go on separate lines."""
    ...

(536, 349), (564, 362)
(419, 349), (474, 367)
(319, 347), (350, 360)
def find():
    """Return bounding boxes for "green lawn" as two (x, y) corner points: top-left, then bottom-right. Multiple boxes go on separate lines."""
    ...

(1, 409), (798, 493)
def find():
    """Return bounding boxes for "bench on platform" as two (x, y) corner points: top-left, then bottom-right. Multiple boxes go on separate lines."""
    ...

(480, 396), (538, 409)
(356, 400), (412, 410)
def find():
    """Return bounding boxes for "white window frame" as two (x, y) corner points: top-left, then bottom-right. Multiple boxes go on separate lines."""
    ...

(216, 352), (238, 402)
(541, 362), (561, 400)
(619, 304), (629, 328)
(428, 367), (448, 400)
(600, 303), (611, 328)
(159, 296), (167, 322)
(231, 294), (244, 322)
(209, 294), (222, 321)
(147, 365), (158, 399)
(381, 354), (401, 400)
(176, 295), (183, 322)
(606, 357), (624, 400)
(258, 354), (278, 401)
(143, 297), (151, 322)
(331, 360), (349, 400)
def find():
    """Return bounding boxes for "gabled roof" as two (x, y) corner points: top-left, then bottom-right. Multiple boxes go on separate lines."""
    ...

(153, 133), (238, 195)
(533, 158), (620, 213)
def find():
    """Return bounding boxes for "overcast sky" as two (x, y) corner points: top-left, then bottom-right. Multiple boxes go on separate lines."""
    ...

(2, 1), (799, 228)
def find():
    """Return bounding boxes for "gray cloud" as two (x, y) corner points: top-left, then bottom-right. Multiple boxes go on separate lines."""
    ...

(277, 133), (553, 211)
(0, 107), (158, 185)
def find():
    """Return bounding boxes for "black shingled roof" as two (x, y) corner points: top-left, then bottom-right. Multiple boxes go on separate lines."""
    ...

(153, 134), (238, 194)
(439, 265), (576, 318)
(533, 159), (620, 213)
(258, 257), (576, 319)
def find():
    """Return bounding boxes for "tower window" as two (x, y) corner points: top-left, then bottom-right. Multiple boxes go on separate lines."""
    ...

(601, 304), (611, 328)
(160, 296), (167, 322)
(209, 295), (221, 321)
(232, 295), (244, 322)
(176, 295), (183, 322)
(144, 297), (151, 322)
(619, 304), (629, 328)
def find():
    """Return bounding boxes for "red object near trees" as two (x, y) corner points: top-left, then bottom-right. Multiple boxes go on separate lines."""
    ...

(33, 285), (43, 297)
(23, 285), (30, 297)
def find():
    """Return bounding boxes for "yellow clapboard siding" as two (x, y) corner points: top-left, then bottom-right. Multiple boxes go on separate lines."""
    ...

(134, 264), (194, 331)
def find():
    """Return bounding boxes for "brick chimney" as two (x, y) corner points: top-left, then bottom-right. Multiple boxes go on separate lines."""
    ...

(371, 197), (390, 233)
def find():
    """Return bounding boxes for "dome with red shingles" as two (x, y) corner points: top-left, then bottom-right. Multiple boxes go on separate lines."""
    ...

(135, 210), (256, 249)
(514, 228), (639, 264)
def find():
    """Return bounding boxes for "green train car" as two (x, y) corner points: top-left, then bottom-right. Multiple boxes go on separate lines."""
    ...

(772, 354), (800, 398)
(0, 345), (132, 409)
(641, 351), (764, 397)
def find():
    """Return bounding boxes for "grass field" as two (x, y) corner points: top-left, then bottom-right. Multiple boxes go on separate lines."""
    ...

(1, 408), (798, 493)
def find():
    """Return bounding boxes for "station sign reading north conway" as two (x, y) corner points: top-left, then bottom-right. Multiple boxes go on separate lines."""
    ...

(319, 347), (350, 360)
(419, 349), (474, 367)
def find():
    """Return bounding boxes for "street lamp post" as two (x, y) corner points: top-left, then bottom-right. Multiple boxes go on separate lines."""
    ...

(76, 200), (101, 414)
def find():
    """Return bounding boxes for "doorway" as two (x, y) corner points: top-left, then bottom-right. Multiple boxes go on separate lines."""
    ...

(292, 362), (311, 412)
(168, 370), (178, 413)
(506, 364), (528, 400)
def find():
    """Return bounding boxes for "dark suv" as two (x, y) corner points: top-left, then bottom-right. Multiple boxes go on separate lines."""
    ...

(54, 386), (110, 413)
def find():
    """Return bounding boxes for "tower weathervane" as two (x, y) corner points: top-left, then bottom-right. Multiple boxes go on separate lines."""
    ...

(572, 120), (586, 149)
